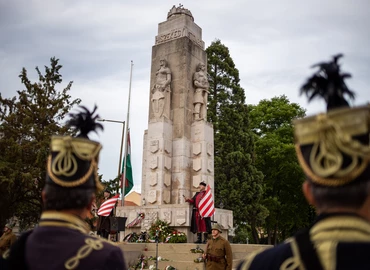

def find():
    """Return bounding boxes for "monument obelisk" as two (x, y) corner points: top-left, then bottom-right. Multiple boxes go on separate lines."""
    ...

(117, 5), (233, 241)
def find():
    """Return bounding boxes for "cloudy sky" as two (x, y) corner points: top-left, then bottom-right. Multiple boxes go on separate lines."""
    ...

(1, 0), (369, 194)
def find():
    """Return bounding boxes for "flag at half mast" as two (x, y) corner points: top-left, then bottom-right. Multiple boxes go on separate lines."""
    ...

(122, 131), (133, 195)
(199, 185), (215, 218)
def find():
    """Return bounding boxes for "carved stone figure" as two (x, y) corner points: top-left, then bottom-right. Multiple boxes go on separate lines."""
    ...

(193, 63), (209, 121)
(151, 58), (172, 119)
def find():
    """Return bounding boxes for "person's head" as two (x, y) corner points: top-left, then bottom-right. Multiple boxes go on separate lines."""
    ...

(104, 189), (111, 199)
(159, 58), (167, 67)
(4, 224), (12, 233)
(196, 63), (205, 72)
(295, 55), (370, 216)
(211, 223), (222, 238)
(199, 181), (207, 191)
(42, 105), (104, 216)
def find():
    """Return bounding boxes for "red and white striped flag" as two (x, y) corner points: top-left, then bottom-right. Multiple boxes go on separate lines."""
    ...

(199, 185), (215, 218)
(97, 194), (119, 216)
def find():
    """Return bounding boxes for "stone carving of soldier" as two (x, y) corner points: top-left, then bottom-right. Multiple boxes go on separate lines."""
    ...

(151, 58), (172, 119)
(193, 62), (209, 121)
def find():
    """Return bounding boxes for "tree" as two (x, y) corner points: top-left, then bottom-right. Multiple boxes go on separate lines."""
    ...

(248, 95), (314, 244)
(206, 40), (267, 243)
(0, 57), (80, 229)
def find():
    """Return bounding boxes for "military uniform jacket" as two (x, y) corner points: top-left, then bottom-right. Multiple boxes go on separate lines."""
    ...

(5, 211), (127, 270)
(237, 214), (370, 270)
(206, 235), (233, 270)
(0, 231), (17, 256)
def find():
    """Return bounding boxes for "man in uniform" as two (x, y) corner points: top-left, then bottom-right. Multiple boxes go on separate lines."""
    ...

(185, 181), (212, 243)
(0, 224), (16, 257)
(203, 223), (232, 270)
(5, 106), (127, 269)
(237, 55), (370, 269)
(97, 189), (113, 239)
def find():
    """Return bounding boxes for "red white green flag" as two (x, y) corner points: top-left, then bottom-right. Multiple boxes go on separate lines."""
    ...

(122, 131), (133, 196)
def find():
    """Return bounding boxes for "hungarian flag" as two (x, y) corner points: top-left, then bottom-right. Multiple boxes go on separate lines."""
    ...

(199, 185), (215, 218)
(97, 194), (119, 216)
(121, 131), (134, 196)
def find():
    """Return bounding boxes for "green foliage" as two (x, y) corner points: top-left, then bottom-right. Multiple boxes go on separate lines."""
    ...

(148, 219), (171, 242)
(165, 230), (187, 243)
(0, 57), (80, 229)
(249, 95), (313, 244)
(206, 40), (267, 243)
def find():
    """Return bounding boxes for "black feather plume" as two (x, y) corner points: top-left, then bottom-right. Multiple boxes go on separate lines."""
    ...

(300, 54), (355, 111)
(67, 105), (104, 138)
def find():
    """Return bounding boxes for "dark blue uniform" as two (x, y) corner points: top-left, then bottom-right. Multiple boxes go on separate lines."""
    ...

(4, 211), (127, 270)
(237, 214), (370, 270)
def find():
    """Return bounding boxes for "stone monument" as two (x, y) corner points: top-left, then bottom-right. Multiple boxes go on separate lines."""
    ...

(116, 5), (233, 241)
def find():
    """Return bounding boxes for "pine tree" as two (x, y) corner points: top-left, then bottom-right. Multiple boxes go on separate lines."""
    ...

(206, 40), (267, 243)
(0, 57), (80, 229)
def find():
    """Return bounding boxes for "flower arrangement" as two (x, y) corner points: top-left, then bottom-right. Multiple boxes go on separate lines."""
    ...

(148, 219), (171, 242)
(165, 230), (187, 243)
(190, 246), (204, 253)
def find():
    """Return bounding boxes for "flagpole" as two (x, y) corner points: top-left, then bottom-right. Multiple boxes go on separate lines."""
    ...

(121, 60), (133, 206)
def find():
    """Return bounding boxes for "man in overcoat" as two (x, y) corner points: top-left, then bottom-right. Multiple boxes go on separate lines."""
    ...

(185, 181), (212, 243)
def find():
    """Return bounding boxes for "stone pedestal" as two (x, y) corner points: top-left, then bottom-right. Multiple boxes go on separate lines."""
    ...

(117, 5), (233, 239)
(116, 205), (233, 243)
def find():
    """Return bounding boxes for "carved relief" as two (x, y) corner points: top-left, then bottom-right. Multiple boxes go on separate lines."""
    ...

(150, 140), (159, 153)
(164, 173), (171, 187)
(151, 58), (171, 119)
(143, 211), (158, 230)
(150, 156), (158, 170)
(164, 156), (172, 170)
(207, 143), (213, 156)
(176, 209), (187, 225)
(148, 190), (157, 204)
(193, 142), (201, 156)
(192, 175), (201, 188)
(207, 160), (213, 173)
(193, 158), (201, 172)
(163, 190), (171, 204)
(161, 210), (172, 224)
(150, 173), (158, 186)
(164, 140), (172, 154)
(193, 63), (209, 121)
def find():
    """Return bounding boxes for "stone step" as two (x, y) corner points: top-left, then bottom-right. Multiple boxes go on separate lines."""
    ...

(119, 242), (272, 269)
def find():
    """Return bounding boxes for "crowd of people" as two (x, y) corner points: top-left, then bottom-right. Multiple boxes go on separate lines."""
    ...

(2, 55), (370, 270)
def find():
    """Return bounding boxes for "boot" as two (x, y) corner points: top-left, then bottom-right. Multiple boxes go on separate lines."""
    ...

(194, 233), (202, 244)
(202, 233), (208, 244)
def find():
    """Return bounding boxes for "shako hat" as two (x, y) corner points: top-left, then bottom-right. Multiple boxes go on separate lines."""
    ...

(46, 105), (104, 191)
(295, 54), (370, 187)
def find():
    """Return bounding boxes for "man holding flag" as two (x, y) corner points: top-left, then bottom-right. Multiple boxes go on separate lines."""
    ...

(97, 189), (119, 239)
(184, 181), (214, 244)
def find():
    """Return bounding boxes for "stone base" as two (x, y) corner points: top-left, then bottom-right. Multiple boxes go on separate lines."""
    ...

(116, 204), (233, 242)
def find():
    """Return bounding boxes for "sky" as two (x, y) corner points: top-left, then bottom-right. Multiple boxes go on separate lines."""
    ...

(1, 0), (369, 194)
